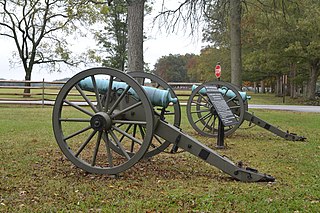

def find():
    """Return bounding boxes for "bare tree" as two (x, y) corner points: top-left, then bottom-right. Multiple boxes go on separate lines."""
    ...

(0, 0), (103, 94)
(154, 0), (206, 35)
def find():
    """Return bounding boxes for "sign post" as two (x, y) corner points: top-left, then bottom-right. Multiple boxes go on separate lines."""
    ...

(215, 63), (221, 80)
(205, 85), (238, 148)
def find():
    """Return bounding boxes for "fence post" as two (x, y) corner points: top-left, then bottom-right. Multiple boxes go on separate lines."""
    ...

(42, 78), (44, 108)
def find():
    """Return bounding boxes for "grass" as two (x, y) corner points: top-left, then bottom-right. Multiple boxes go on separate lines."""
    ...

(0, 105), (320, 212)
(245, 91), (308, 105)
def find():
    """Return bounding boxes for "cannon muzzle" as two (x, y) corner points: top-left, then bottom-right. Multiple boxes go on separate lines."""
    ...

(78, 77), (178, 108)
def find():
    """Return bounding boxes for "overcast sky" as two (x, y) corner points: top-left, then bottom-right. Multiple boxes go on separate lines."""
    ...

(0, 2), (206, 81)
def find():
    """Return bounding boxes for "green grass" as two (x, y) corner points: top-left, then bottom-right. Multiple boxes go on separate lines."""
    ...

(246, 91), (308, 105)
(1, 105), (319, 212)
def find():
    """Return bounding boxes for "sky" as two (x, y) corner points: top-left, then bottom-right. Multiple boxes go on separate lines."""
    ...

(0, 2), (207, 81)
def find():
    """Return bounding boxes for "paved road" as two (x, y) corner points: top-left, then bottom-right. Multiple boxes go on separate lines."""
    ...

(1, 100), (320, 113)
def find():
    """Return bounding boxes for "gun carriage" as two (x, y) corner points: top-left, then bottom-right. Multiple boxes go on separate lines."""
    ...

(52, 67), (275, 182)
(186, 81), (306, 141)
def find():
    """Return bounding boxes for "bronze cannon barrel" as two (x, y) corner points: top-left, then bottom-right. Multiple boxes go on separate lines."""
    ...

(78, 77), (178, 108)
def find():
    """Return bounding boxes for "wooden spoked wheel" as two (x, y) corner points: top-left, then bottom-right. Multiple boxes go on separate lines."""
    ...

(52, 67), (154, 174)
(186, 81), (245, 137)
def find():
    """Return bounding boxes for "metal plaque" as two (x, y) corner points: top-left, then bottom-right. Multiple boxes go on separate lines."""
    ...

(205, 85), (238, 126)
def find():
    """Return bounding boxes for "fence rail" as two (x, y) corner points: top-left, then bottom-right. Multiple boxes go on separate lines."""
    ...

(0, 80), (197, 106)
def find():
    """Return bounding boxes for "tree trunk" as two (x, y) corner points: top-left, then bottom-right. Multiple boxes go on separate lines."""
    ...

(253, 82), (258, 93)
(275, 75), (282, 96)
(307, 61), (320, 100)
(270, 78), (275, 93)
(230, 0), (242, 88)
(260, 80), (265, 93)
(127, 0), (145, 72)
(23, 69), (32, 97)
(290, 66), (297, 98)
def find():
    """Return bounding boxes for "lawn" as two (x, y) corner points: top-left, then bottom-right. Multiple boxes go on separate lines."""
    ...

(0, 105), (319, 212)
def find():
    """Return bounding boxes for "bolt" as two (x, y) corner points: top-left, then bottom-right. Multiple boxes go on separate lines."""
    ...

(94, 120), (100, 127)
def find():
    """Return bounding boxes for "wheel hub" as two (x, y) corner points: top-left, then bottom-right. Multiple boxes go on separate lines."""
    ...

(90, 112), (112, 131)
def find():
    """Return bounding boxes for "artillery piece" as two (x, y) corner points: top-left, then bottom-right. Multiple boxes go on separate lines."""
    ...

(52, 67), (275, 182)
(187, 81), (306, 141)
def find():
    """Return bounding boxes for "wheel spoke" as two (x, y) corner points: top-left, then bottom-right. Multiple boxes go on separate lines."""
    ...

(226, 95), (237, 103)
(104, 76), (114, 111)
(108, 85), (131, 114)
(64, 125), (91, 141)
(64, 99), (94, 117)
(109, 130), (131, 160)
(111, 101), (143, 118)
(210, 115), (218, 130)
(60, 118), (91, 122)
(138, 125), (145, 139)
(190, 109), (211, 114)
(113, 120), (147, 125)
(131, 124), (137, 153)
(194, 112), (212, 124)
(91, 75), (103, 111)
(191, 100), (210, 108)
(75, 84), (98, 113)
(198, 92), (210, 104)
(229, 105), (240, 110)
(91, 131), (102, 166)
(113, 125), (143, 146)
(102, 132), (113, 167)
(75, 130), (97, 157)
(222, 88), (230, 98)
(202, 114), (214, 131)
(118, 124), (133, 143)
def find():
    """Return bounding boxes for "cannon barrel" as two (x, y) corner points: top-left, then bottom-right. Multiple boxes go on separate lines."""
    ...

(78, 77), (178, 108)
(191, 84), (250, 101)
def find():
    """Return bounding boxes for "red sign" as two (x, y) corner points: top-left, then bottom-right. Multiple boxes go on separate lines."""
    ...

(215, 64), (221, 78)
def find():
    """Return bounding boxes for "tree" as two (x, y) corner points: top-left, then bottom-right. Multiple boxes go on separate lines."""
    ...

(283, 1), (320, 100)
(0, 0), (104, 94)
(229, 0), (241, 87)
(127, 0), (145, 72)
(153, 54), (193, 82)
(95, 0), (128, 71)
(241, 0), (320, 100)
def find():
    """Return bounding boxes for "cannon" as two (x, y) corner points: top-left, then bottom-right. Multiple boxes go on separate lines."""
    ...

(187, 81), (306, 141)
(78, 77), (178, 108)
(52, 67), (274, 182)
